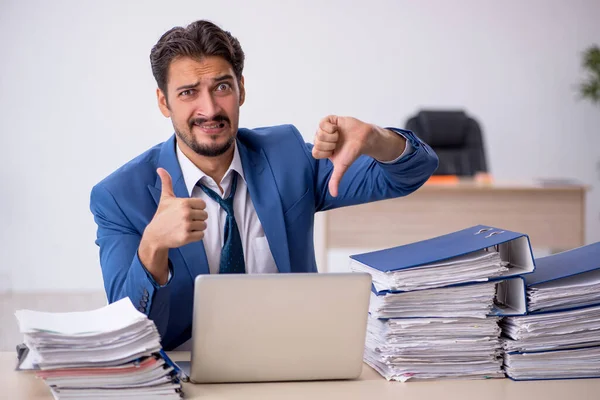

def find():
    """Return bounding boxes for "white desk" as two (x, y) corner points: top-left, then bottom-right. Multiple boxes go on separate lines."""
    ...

(3, 352), (600, 400)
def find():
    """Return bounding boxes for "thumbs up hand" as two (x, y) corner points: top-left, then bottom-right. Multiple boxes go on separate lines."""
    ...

(147, 168), (208, 249)
(312, 116), (406, 197)
(139, 168), (208, 284)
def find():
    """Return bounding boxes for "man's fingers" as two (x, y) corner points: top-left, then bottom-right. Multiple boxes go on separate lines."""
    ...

(185, 198), (207, 210)
(316, 129), (339, 143)
(322, 114), (339, 126)
(312, 127), (339, 159)
(319, 120), (338, 135)
(187, 230), (205, 243)
(189, 209), (208, 221)
(188, 220), (207, 232)
(312, 116), (341, 160)
(157, 168), (175, 199)
(314, 140), (337, 152)
(312, 148), (334, 159)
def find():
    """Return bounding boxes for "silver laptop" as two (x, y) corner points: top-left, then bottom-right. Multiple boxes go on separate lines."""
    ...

(187, 273), (372, 383)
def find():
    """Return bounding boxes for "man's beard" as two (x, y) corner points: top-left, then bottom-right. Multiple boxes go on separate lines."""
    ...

(175, 116), (235, 157)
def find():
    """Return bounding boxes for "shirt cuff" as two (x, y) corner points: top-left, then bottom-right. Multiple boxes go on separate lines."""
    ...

(376, 130), (414, 164)
(141, 258), (173, 288)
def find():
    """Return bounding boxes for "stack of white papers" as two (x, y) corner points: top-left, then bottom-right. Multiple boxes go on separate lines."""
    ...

(368, 282), (497, 318)
(501, 305), (600, 380)
(504, 346), (600, 380)
(364, 317), (504, 381)
(15, 298), (181, 399)
(502, 305), (600, 353)
(351, 249), (509, 292)
(527, 270), (600, 312)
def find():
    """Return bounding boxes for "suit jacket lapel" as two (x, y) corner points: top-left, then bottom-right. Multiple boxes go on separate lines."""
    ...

(237, 139), (292, 274)
(147, 135), (210, 279)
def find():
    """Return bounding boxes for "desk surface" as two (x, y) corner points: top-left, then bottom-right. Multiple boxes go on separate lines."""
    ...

(3, 352), (600, 400)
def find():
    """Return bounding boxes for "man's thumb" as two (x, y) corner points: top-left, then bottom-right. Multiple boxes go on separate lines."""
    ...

(328, 163), (348, 198)
(157, 168), (175, 199)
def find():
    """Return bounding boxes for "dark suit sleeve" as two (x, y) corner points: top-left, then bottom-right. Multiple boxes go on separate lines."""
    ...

(291, 126), (438, 212)
(90, 184), (171, 338)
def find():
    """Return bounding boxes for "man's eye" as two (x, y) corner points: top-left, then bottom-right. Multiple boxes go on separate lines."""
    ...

(216, 83), (231, 91)
(180, 89), (195, 97)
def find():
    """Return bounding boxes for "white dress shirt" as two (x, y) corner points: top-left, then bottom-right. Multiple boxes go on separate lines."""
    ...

(176, 141), (279, 275)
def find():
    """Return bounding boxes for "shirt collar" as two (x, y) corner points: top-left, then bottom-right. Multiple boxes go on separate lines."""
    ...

(175, 139), (246, 197)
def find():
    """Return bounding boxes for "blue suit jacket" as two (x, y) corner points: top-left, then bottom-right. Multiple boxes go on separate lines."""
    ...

(90, 124), (438, 349)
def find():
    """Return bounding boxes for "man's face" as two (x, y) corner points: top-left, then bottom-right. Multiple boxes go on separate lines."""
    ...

(157, 56), (245, 157)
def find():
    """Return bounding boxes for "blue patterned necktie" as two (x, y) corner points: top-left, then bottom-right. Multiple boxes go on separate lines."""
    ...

(196, 173), (246, 274)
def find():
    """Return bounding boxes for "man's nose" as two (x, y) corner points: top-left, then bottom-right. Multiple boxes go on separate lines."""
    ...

(194, 90), (221, 120)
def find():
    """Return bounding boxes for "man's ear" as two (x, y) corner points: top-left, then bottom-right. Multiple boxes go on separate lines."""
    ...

(157, 88), (171, 117)
(239, 76), (246, 106)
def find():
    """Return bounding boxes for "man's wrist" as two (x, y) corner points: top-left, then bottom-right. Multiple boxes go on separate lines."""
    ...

(139, 232), (169, 285)
(365, 125), (407, 162)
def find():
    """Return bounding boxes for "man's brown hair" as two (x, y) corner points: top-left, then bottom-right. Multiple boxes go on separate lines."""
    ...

(150, 20), (245, 99)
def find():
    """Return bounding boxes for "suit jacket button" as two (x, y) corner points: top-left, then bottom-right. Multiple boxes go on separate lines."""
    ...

(137, 306), (145, 313)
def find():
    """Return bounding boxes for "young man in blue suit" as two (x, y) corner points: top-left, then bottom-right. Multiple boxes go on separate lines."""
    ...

(90, 20), (438, 350)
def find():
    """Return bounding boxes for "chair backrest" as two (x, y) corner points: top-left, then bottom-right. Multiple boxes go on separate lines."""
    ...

(405, 110), (488, 176)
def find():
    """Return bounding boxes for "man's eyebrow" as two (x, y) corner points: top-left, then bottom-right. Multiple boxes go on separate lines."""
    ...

(213, 74), (234, 82)
(175, 81), (200, 91)
(175, 75), (234, 91)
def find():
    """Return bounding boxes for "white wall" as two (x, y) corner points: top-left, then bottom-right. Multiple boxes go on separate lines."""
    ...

(1, 0), (599, 291)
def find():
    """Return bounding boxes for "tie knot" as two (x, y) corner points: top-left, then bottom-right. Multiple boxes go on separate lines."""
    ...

(196, 173), (238, 216)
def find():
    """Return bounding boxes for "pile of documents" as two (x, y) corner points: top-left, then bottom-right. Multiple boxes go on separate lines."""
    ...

(501, 242), (600, 380)
(503, 346), (600, 380)
(15, 297), (182, 399)
(364, 316), (504, 381)
(527, 276), (600, 312)
(526, 264), (600, 313)
(352, 248), (509, 293)
(368, 281), (498, 318)
(351, 225), (534, 381)
(502, 306), (600, 353)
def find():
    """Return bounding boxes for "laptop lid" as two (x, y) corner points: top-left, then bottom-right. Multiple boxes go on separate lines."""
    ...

(189, 273), (372, 383)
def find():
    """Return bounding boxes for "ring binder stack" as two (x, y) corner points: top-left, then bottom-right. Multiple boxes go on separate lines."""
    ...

(501, 242), (600, 380)
(350, 225), (535, 381)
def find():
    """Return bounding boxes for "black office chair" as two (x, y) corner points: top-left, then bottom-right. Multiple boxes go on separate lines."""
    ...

(405, 110), (488, 176)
